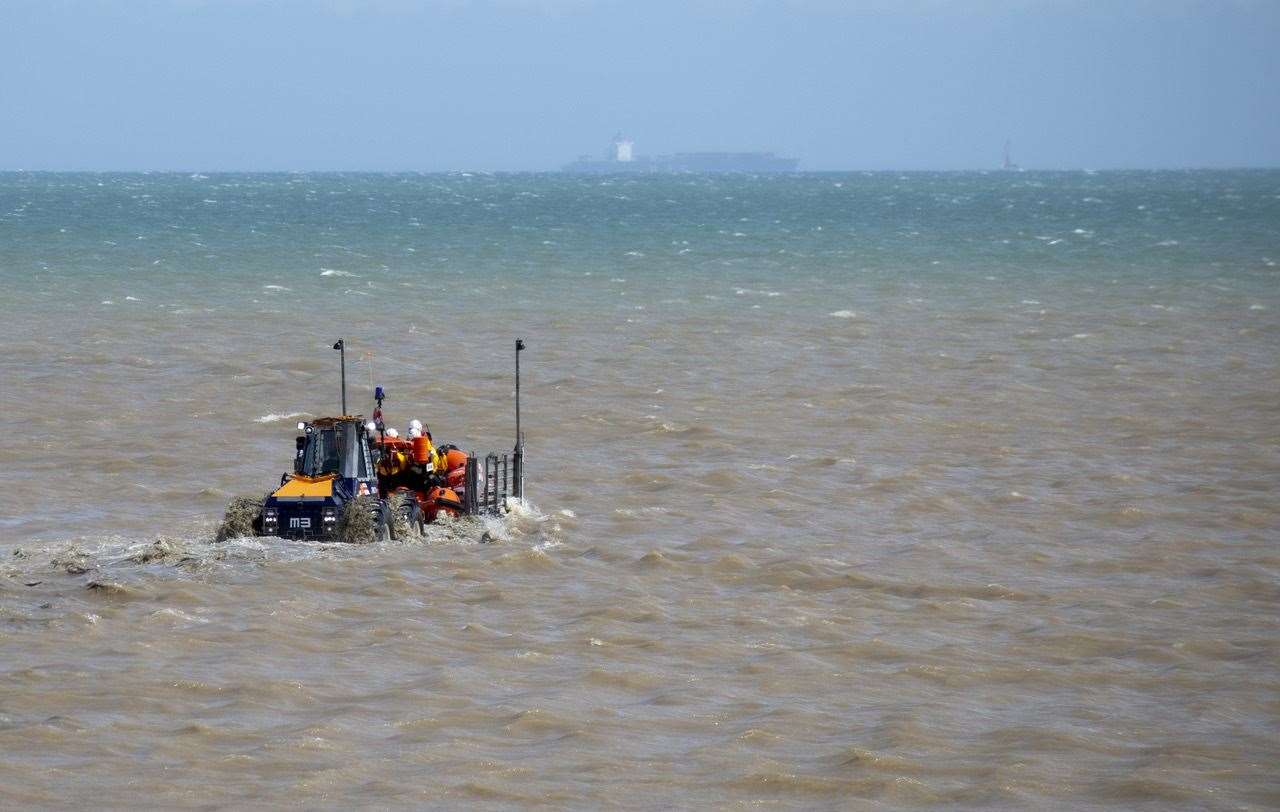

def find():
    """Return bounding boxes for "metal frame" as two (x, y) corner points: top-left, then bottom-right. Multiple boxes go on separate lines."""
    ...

(462, 452), (512, 516)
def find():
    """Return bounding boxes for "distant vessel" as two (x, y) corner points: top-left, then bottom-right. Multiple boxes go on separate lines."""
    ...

(563, 133), (799, 174)
(1001, 139), (1021, 171)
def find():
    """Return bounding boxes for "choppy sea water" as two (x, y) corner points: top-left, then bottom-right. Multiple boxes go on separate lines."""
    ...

(1, 171), (1277, 808)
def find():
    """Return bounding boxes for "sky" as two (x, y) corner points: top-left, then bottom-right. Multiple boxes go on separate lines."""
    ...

(1, 0), (1278, 171)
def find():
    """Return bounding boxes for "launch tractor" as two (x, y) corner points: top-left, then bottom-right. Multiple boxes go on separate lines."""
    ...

(215, 339), (527, 544)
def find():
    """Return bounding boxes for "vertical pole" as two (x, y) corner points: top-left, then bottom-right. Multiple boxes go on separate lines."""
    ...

(465, 455), (478, 515)
(515, 339), (522, 448)
(334, 339), (348, 415)
(513, 338), (525, 499)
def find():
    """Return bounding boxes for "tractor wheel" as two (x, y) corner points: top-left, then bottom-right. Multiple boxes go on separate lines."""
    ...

(336, 495), (383, 544)
(215, 495), (265, 542)
(378, 508), (393, 543)
(388, 492), (423, 541)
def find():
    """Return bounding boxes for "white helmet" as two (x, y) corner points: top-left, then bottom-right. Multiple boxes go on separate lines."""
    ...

(407, 427), (421, 438)
(409, 419), (423, 432)
(364, 421), (377, 433)
(385, 427), (400, 438)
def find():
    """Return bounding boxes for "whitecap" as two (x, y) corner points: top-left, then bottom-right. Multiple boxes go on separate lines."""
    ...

(320, 268), (358, 277)
(735, 288), (782, 297)
(263, 284), (290, 291)
(829, 310), (857, 319)
(255, 412), (307, 424)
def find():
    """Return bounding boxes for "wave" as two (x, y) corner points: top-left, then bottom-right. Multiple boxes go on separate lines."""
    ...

(254, 412), (307, 424)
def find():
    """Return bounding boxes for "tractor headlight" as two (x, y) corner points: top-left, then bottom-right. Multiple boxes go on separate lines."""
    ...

(322, 506), (337, 524)
(262, 507), (279, 531)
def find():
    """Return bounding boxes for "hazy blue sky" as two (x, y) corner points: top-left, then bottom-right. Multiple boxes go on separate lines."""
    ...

(2, 0), (1278, 170)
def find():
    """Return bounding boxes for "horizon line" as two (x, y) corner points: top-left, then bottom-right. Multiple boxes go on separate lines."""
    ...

(3, 165), (1279, 174)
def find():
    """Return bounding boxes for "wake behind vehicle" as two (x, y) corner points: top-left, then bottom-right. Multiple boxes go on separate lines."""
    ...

(216, 339), (527, 544)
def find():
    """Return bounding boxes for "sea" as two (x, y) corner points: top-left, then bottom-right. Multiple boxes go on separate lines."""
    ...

(1, 170), (1277, 808)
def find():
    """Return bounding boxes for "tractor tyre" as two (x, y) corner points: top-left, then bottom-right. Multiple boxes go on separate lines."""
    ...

(388, 492), (422, 541)
(378, 508), (393, 543)
(336, 495), (383, 545)
(216, 495), (265, 542)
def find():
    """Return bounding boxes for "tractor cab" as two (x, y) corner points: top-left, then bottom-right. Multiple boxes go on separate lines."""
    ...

(262, 416), (380, 539)
(295, 417), (375, 480)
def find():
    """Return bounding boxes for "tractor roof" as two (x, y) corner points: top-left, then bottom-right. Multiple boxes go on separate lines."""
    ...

(309, 416), (366, 428)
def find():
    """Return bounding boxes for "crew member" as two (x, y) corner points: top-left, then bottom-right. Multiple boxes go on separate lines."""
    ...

(425, 424), (448, 473)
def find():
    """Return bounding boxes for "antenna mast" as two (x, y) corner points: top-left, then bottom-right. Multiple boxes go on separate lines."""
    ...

(333, 339), (347, 415)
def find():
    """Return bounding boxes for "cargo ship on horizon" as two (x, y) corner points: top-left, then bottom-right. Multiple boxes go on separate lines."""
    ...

(563, 134), (799, 174)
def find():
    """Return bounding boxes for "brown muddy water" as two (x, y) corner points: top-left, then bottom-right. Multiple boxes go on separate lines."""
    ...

(1, 172), (1278, 808)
